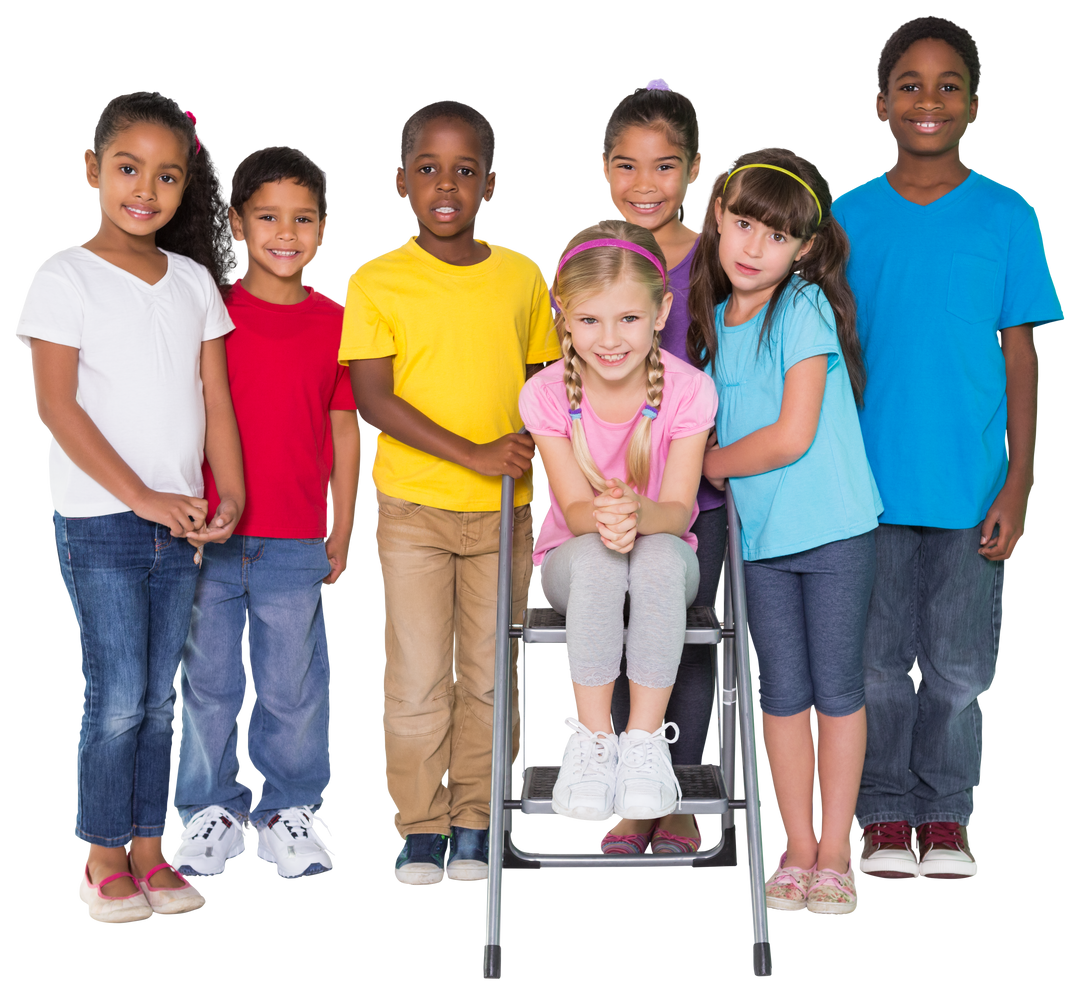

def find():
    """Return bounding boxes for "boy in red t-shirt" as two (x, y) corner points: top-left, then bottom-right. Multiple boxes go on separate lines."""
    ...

(172, 147), (361, 878)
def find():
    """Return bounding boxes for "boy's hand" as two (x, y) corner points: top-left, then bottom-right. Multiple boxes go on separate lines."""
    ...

(979, 482), (1030, 561)
(187, 497), (242, 546)
(134, 491), (208, 537)
(324, 529), (351, 584)
(594, 479), (640, 553)
(468, 432), (535, 478)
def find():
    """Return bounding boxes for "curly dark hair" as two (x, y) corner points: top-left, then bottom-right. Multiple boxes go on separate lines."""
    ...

(603, 82), (699, 163)
(687, 148), (865, 405)
(227, 144), (328, 217)
(878, 17), (980, 95)
(400, 100), (494, 172)
(93, 92), (234, 286)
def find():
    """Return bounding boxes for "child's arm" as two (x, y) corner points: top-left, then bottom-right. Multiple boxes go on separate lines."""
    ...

(979, 324), (1037, 561)
(325, 409), (361, 584)
(191, 336), (244, 543)
(350, 356), (534, 477)
(31, 339), (210, 535)
(592, 432), (709, 553)
(703, 355), (828, 485)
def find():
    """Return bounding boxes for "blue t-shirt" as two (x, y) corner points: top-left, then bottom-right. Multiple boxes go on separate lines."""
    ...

(709, 278), (882, 561)
(833, 172), (1063, 528)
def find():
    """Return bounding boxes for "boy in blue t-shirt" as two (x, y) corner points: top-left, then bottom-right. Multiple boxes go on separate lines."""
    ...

(833, 17), (1062, 879)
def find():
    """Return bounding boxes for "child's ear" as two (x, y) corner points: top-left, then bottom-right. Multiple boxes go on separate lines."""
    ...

(796, 234), (816, 262)
(317, 215), (326, 247)
(484, 170), (496, 201)
(688, 152), (701, 186)
(876, 91), (889, 122)
(968, 93), (979, 123)
(396, 168), (407, 199)
(85, 149), (100, 188)
(655, 290), (674, 330)
(602, 153), (611, 183)
(228, 207), (245, 242)
(713, 197), (724, 233)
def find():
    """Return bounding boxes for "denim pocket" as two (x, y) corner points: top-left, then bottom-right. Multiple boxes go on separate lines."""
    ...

(946, 253), (1000, 325)
(378, 496), (424, 519)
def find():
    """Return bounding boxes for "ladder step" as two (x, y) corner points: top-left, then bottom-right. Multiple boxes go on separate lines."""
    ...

(520, 764), (728, 815)
(522, 606), (720, 645)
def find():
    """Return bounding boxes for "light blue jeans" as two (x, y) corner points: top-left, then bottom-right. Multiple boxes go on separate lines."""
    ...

(55, 512), (200, 847)
(857, 524), (1003, 827)
(175, 536), (332, 826)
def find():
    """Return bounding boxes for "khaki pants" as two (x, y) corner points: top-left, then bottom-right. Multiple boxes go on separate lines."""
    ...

(376, 492), (532, 837)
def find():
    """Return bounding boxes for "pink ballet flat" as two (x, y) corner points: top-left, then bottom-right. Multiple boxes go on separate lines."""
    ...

(134, 861), (205, 914)
(651, 815), (701, 854)
(601, 820), (658, 855)
(80, 865), (153, 923)
(765, 851), (816, 911)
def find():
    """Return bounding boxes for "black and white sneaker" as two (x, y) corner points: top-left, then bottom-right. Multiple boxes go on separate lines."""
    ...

(257, 807), (332, 878)
(173, 806), (245, 876)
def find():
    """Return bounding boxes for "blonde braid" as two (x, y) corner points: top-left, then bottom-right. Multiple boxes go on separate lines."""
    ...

(561, 331), (608, 492)
(626, 334), (665, 491)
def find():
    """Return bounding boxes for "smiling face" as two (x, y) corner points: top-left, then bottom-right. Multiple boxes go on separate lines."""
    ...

(604, 125), (700, 234)
(877, 37), (977, 159)
(715, 198), (813, 314)
(559, 275), (672, 393)
(230, 178), (324, 289)
(86, 122), (189, 240)
(397, 116), (495, 245)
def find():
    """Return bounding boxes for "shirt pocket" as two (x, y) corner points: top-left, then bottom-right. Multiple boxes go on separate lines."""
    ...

(946, 253), (1000, 325)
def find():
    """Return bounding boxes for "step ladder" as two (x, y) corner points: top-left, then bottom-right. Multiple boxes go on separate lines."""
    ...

(483, 473), (777, 980)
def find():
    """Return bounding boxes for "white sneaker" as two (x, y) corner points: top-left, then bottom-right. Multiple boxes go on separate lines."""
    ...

(614, 724), (682, 820)
(257, 807), (332, 878)
(173, 806), (245, 876)
(551, 718), (619, 820)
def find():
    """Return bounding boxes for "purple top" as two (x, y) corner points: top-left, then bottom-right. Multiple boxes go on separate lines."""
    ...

(659, 238), (725, 511)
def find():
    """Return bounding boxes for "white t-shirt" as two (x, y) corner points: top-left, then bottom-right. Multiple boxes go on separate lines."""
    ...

(18, 247), (234, 517)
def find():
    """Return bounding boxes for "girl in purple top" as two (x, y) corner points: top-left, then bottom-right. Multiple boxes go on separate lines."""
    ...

(599, 81), (727, 854)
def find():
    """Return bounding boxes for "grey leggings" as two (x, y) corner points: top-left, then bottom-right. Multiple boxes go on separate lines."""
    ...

(541, 533), (699, 689)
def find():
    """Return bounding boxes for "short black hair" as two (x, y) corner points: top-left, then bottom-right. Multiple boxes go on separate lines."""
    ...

(401, 101), (494, 172)
(878, 17), (980, 96)
(231, 146), (327, 219)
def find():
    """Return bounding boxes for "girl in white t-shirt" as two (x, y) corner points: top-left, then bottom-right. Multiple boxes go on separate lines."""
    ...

(18, 92), (245, 922)
(519, 220), (716, 836)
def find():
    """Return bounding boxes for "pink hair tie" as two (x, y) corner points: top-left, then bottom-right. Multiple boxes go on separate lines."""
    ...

(556, 238), (667, 290)
(184, 110), (201, 155)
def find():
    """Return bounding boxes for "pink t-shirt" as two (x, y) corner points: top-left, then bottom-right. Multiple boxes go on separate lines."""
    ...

(519, 354), (718, 564)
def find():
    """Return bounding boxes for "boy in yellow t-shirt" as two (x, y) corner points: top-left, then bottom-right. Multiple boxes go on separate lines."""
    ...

(339, 101), (560, 885)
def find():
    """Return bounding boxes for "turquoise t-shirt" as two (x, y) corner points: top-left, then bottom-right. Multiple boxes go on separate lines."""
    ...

(833, 172), (1063, 528)
(710, 278), (882, 561)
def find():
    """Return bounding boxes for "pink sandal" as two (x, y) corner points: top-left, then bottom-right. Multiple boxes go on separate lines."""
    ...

(134, 861), (205, 914)
(601, 820), (658, 855)
(651, 815), (701, 854)
(764, 852), (816, 911)
(80, 865), (153, 923)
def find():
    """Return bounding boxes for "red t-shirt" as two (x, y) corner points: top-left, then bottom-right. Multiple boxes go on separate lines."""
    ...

(204, 283), (356, 538)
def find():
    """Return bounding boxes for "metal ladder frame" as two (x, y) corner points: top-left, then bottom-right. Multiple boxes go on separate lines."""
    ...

(483, 474), (771, 978)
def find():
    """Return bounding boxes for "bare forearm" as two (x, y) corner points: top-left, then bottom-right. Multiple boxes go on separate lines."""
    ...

(704, 423), (805, 482)
(1002, 326), (1038, 490)
(362, 390), (477, 469)
(329, 410), (361, 535)
(204, 397), (245, 508)
(636, 497), (694, 537)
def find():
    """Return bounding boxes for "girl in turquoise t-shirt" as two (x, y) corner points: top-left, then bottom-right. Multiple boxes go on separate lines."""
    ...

(688, 148), (881, 916)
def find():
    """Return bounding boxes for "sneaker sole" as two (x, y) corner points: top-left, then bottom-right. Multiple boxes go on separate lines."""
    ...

(920, 861), (976, 878)
(447, 860), (488, 881)
(807, 900), (857, 914)
(551, 799), (613, 821)
(765, 896), (806, 911)
(860, 858), (918, 879)
(395, 863), (444, 885)
(257, 845), (331, 878)
(174, 841), (245, 877)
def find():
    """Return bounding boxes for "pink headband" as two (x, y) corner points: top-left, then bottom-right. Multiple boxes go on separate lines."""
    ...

(555, 238), (667, 290)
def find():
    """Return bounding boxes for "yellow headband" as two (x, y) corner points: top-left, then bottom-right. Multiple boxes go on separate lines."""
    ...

(722, 164), (823, 226)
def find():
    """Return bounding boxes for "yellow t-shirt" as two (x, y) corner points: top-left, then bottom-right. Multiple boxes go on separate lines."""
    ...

(339, 238), (561, 511)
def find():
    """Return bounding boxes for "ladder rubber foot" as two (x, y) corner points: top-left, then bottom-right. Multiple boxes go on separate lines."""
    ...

(753, 941), (772, 976)
(481, 941), (501, 980)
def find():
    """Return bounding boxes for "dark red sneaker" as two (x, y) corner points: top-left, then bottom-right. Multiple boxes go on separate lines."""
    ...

(860, 821), (918, 878)
(917, 822), (976, 879)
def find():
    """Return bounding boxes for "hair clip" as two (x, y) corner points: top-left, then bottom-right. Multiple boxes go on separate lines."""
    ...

(569, 409), (583, 421)
(641, 406), (659, 420)
(646, 79), (671, 91)
(184, 110), (201, 155)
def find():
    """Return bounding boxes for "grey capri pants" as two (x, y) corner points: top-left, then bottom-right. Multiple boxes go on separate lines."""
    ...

(541, 533), (699, 689)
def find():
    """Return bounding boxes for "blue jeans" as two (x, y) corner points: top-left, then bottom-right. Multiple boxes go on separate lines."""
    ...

(857, 524), (1003, 827)
(54, 511), (200, 847)
(175, 536), (332, 826)
(744, 531), (876, 718)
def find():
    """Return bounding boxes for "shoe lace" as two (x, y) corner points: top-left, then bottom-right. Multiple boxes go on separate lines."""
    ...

(270, 807), (333, 852)
(866, 820), (911, 847)
(619, 722), (682, 810)
(186, 807), (241, 841)
(565, 718), (616, 778)
(919, 822), (964, 849)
